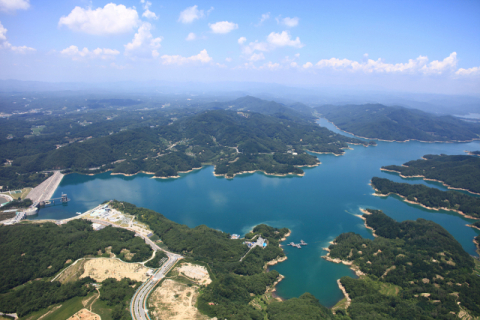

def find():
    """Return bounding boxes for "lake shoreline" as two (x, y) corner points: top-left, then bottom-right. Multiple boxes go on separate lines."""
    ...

(320, 118), (480, 144)
(371, 187), (480, 220)
(379, 168), (480, 196)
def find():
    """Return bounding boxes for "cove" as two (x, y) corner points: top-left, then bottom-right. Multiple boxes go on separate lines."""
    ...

(31, 119), (480, 308)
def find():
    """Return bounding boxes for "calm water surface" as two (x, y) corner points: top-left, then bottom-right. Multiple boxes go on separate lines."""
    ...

(32, 119), (480, 307)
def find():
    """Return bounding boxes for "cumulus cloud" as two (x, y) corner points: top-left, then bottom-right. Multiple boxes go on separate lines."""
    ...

(241, 31), (303, 56)
(209, 21), (238, 34)
(456, 66), (480, 76)
(0, 21), (35, 53)
(280, 17), (299, 27)
(242, 40), (269, 55)
(0, 22), (6, 41)
(60, 45), (120, 60)
(178, 5), (204, 23)
(249, 53), (265, 61)
(140, 0), (158, 20)
(264, 61), (280, 70)
(124, 22), (162, 58)
(161, 49), (212, 65)
(225, 57), (232, 62)
(256, 12), (270, 26)
(186, 32), (196, 41)
(0, 0), (29, 12)
(58, 3), (139, 35)
(238, 37), (246, 45)
(267, 31), (303, 48)
(303, 62), (313, 69)
(300, 52), (476, 76)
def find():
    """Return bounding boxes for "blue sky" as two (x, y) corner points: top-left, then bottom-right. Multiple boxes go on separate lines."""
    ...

(0, 0), (479, 94)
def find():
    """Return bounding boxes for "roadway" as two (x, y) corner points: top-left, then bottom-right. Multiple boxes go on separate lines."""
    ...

(84, 218), (183, 320)
(131, 253), (180, 320)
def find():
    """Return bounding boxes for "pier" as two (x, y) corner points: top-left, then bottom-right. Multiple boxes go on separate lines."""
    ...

(288, 240), (308, 249)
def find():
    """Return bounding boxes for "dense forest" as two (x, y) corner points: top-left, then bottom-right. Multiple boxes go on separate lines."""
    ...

(382, 154), (480, 194)
(1, 96), (375, 189)
(0, 219), (152, 293)
(0, 277), (95, 317)
(327, 209), (480, 319)
(316, 104), (480, 142)
(371, 177), (480, 219)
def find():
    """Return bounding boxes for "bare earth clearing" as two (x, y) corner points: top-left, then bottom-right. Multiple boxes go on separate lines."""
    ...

(149, 279), (210, 320)
(80, 258), (152, 282)
(177, 263), (212, 285)
(66, 308), (101, 320)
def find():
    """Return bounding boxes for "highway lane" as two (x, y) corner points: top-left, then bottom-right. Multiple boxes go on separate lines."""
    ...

(83, 218), (183, 320)
(131, 254), (180, 320)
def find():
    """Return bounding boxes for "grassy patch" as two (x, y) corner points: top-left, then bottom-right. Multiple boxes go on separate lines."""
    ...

(90, 299), (114, 320)
(19, 294), (93, 320)
(474, 259), (480, 276)
(31, 126), (45, 135)
(56, 259), (87, 284)
(331, 297), (348, 314)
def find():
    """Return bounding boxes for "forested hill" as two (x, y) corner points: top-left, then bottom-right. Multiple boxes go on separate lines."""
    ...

(371, 177), (480, 219)
(382, 154), (480, 194)
(8, 109), (372, 184)
(315, 104), (480, 142)
(200, 96), (316, 123)
(327, 210), (480, 319)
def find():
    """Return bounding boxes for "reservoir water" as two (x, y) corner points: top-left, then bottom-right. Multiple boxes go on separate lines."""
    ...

(32, 119), (480, 307)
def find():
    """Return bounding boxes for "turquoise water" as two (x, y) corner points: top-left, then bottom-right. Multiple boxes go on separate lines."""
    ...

(32, 119), (480, 307)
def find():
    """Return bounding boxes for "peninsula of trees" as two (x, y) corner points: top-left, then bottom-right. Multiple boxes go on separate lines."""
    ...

(326, 209), (480, 319)
(315, 104), (480, 142)
(370, 177), (480, 219)
(381, 154), (480, 194)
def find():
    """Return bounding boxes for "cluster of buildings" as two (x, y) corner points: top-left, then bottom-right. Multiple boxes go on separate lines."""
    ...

(244, 236), (268, 249)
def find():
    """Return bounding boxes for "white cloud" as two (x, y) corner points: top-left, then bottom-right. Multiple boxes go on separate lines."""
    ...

(241, 31), (303, 56)
(256, 12), (270, 26)
(280, 17), (299, 27)
(60, 45), (119, 60)
(178, 5), (204, 24)
(0, 0), (29, 12)
(238, 37), (246, 45)
(124, 22), (162, 58)
(0, 21), (35, 53)
(249, 53), (265, 61)
(58, 3), (139, 35)
(209, 21), (238, 34)
(456, 66), (480, 76)
(186, 32), (196, 41)
(141, 1), (158, 20)
(304, 52), (468, 76)
(225, 57), (232, 62)
(267, 31), (304, 48)
(422, 52), (457, 74)
(290, 62), (298, 67)
(264, 61), (280, 70)
(303, 62), (313, 69)
(9, 44), (35, 54)
(242, 40), (269, 55)
(161, 49), (212, 65)
(0, 22), (6, 41)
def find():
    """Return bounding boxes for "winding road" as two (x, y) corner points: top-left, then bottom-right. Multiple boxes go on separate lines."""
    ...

(85, 219), (182, 320)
